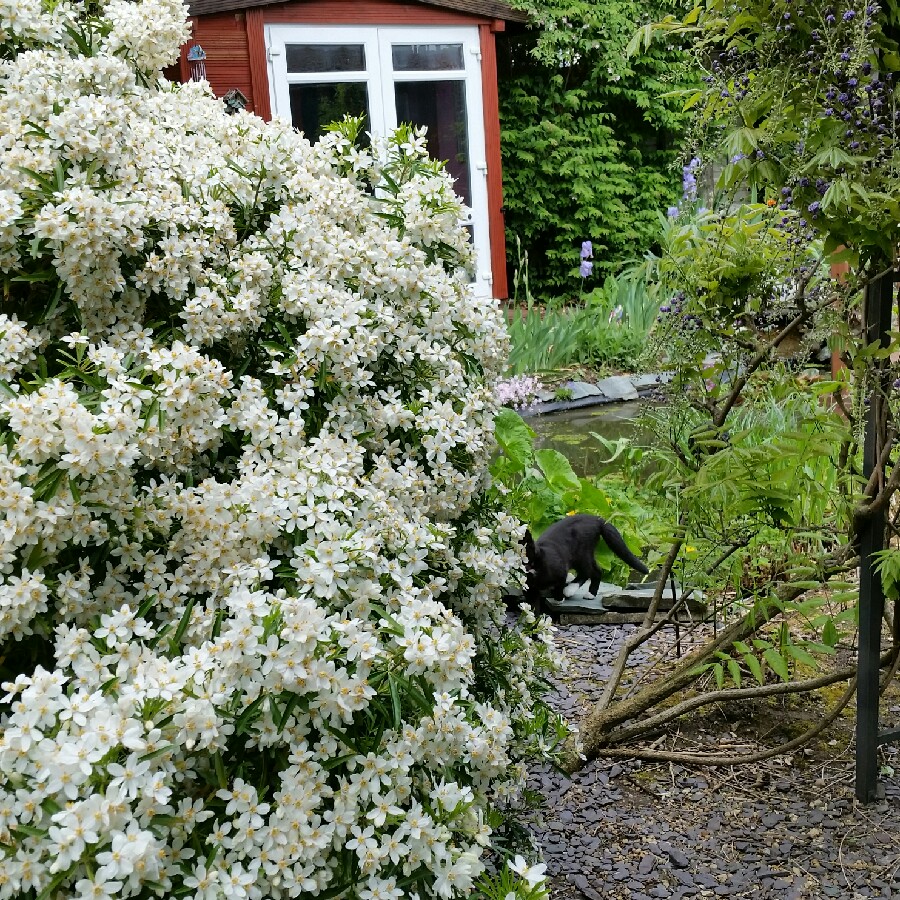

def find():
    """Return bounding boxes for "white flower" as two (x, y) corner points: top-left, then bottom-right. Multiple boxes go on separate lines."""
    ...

(0, 1), (566, 896)
(74, 878), (123, 900)
(509, 854), (549, 888)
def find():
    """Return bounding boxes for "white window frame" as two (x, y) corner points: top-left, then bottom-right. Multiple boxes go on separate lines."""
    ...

(265, 23), (492, 295)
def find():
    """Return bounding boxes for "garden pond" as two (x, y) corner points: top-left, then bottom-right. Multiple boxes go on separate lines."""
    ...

(528, 399), (652, 478)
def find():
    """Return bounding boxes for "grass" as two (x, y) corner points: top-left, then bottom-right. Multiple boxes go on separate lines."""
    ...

(505, 247), (662, 376)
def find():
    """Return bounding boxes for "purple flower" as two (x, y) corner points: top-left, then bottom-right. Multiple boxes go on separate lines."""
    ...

(580, 259), (593, 278)
(580, 240), (593, 259)
(843, 9), (856, 19)
(495, 374), (545, 409)
(667, 206), (680, 218)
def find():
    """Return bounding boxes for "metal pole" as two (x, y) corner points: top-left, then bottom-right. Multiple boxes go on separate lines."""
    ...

(855, 271), (894, 802)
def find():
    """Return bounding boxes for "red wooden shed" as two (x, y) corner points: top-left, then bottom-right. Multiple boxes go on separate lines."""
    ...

(176, 0), (528, 299)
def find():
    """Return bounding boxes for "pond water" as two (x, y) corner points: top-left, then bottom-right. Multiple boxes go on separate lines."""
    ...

(527, 400), (651, 478)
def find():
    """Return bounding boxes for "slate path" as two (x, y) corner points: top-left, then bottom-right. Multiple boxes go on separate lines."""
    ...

(530, 623), (900, 900)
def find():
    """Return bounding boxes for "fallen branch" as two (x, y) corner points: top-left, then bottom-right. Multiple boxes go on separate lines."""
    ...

(602, 657), (875, 747)
(566, 552), (858, 770)
(587, 675), (857, 767)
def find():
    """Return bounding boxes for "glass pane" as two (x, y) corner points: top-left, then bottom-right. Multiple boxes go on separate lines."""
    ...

(392, 43), (464, 72)
(394, 80), (471, 206)
(289, 82), (370, 143)
(286, 44), (365, 73)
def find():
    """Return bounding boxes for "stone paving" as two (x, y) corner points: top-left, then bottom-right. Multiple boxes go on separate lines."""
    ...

(525, 374), (669, 417)
(530, 622), (900, 900)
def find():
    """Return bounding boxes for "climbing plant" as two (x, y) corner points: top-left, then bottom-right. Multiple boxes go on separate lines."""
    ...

(543, 0), (900, 768)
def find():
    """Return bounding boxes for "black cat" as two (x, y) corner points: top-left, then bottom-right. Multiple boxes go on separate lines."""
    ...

(523, 513), (648, 610)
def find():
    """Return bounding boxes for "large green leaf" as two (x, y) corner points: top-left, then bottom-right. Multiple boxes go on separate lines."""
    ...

(494, 408), (535, 472)
(535, 449), (581, 495)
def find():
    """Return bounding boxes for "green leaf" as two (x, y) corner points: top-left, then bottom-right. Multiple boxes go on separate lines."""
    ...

(726, 658), (742, 687)
(277, 692), (302, 730)
(35, 868), (75, 900)
(785, 644), (819, 670)
(388, 673), (402, 730)
(683, 5), (703, 25)
(535, 449), (581, 495)
(139, 744), (175, 762)
(713, 662), (725, 689)
(213, 751), (228, 789)
(682, 91), (704, 111)
(494, 408), (534, 471)
(744, 653), (764, 685)
(822, 619), (839, 647)
(234, 694), (266, 735)
(763, 647), (791, 682)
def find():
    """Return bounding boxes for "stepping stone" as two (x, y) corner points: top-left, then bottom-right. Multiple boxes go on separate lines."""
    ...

(564, 381), (603, 400)
(545, 580), (706, 618)
(595, 375), (639, 401)
(632, 373), (669, 391)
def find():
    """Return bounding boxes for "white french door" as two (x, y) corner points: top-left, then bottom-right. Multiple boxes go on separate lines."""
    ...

(266, 24), (493, 295)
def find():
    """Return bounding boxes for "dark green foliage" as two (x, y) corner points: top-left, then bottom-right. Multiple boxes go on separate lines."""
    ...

(638, 0), (900, 270)
(498, 0), (695, 299)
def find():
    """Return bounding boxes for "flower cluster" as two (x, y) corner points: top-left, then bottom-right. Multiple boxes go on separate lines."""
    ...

(699, 0), (898, 237)
(579, 240), (593, 279)
(681, 157), (700, 203)
(0, 3), (562, 899)
(494, 375), (545, 410)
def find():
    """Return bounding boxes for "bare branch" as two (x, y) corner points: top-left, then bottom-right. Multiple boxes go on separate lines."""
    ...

(590, 676), (857, 767)
(855, 457), (900, 523)
(604, 659), (871, 746)
(571, 552), (858, 768)
(593, 525), (687, 712)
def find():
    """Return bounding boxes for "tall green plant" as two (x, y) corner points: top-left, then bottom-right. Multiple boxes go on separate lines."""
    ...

(499, 0), (696, 298)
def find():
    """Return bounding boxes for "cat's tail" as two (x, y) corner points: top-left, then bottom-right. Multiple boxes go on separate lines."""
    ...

(598, 518), (649, 574)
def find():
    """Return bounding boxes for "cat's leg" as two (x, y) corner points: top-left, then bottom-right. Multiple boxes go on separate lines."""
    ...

(585, 560), (605, 597)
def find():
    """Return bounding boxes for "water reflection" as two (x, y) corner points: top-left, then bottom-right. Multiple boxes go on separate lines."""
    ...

(527, 400), (651, 478)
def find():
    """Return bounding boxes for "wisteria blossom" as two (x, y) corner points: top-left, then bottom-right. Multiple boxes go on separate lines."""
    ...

(0, 3), (563, 899)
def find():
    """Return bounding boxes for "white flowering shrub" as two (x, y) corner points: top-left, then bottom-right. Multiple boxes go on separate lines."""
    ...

(0, 3), (567, 899)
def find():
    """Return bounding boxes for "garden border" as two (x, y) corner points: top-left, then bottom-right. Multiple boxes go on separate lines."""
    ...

(519, 373), (670, 417)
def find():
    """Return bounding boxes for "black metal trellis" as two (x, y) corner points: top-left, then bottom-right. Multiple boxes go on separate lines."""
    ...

(856, 269), (899, 802)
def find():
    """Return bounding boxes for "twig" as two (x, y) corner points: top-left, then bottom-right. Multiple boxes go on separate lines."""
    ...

(593, 523), (687, 711)
(860, 427), (896, 500)
(855, 457), (900, 523)
(713, 268), (824, 430)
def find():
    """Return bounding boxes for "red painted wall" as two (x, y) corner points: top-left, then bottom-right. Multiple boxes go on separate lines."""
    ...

(184, 0), (508, 297)
(185, 11), (256, 111)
